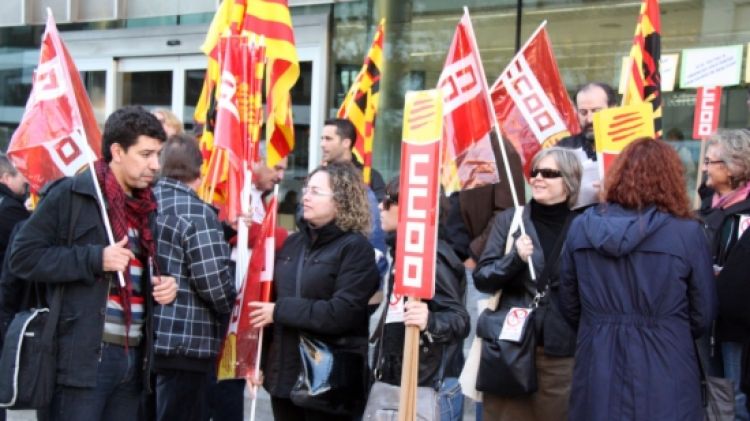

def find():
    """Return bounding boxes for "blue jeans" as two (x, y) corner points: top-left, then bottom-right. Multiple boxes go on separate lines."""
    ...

(722, 342), (750, 421)
(439, 377), (463, 421)
(49, 343), (143, 421)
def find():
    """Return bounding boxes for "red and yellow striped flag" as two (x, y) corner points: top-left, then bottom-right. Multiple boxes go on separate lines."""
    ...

(337, 19), (385, 185)
(622, 0), (662, 138)
(243, 0), (299, 167)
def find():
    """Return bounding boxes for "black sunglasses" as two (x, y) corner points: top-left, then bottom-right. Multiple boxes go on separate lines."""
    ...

(529, 168), (563, 179)
(382, 192), (398, 210)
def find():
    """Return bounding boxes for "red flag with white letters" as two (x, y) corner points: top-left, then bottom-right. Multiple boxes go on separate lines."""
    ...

(7, 11), (101, 193)
(490, 24), (579, 173)
(209, 36), (265, 222)
(692, 86), (721, 140)
(217, 194), (278, 380)
(437, 11), (498, 194)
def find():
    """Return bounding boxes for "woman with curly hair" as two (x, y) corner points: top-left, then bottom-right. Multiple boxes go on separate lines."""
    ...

(559, 138), (717, 420)
(249, 162), (380, 420)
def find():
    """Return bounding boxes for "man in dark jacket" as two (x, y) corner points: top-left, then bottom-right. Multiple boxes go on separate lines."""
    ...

(0, 154), (29, 274)
(320, 118), (388, 281)
(152, 134), (236, 421)
(320, 118), (386, 201)
(9, 106), (178, 421)
(557, 82), (617, 208)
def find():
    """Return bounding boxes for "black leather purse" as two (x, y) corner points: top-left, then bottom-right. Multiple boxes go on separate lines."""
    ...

(475, 304), (537, 396)
(289, 334), (367, 416)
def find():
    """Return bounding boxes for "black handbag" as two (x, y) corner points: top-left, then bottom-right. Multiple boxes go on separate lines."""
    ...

(475, 212), (574, 397)
(289, 334), (368, 416)
(475, 305), (537, 396)
(0, 288), (62, 409)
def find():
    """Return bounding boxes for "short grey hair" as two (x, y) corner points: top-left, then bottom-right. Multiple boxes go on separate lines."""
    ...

(0, 154), (18, 177)
(530, 147), (582, 207)
(706, 129), (750, 188)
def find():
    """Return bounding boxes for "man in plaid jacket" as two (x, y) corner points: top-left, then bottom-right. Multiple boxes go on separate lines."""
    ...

(151, 134), (236, 421)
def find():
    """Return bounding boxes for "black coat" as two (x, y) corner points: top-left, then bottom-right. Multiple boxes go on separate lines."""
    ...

(699, 195), (750, 342)
(473, 205), (577, 357)
(263, 220), (379, 399)
(375, 240), (469, 387)
(8, 171), (155, 389)
(0, 183), (29, 274)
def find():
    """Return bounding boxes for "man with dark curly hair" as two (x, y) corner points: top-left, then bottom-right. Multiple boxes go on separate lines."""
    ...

(9, 105), (178, 421)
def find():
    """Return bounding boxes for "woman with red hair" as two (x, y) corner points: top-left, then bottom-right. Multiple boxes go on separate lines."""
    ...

(559, 138), (717, 420)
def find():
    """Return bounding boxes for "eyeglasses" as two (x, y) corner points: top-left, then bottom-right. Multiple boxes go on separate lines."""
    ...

(382, 193), (398, 210)
(529, 168), (563, 179)
(301, 186), (334, 197)
(703, 159), (725, 166)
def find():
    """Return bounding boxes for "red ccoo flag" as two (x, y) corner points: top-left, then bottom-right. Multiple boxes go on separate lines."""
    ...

(437, 11), (498, 194)
(7, 11), (101, 193)
(217, 194), (278, 380)
(491, 24), (579, 174)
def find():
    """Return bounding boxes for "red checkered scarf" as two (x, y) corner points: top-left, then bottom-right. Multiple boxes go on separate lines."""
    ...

(94, 159), (157, 333)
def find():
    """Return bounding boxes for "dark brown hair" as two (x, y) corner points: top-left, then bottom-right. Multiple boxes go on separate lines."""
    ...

(159, 134), (202, 183)
(603, 138), (692, 218)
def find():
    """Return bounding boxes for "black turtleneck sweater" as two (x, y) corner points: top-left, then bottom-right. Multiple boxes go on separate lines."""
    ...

(530, 199), (571, 260)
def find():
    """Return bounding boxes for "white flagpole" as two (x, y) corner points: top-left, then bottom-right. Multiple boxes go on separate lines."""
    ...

(463, 6), (537, 279)
(85, 149), (127, 287)
(248, 183), (279, 421)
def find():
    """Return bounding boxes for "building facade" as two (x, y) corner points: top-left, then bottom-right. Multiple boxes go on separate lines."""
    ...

(1, 0), (749, 193)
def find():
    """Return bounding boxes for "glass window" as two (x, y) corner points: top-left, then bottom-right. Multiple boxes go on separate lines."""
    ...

(120, 70), (172, 109)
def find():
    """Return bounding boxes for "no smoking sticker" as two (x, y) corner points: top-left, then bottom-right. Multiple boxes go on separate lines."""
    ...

(499, 307), (534, 343)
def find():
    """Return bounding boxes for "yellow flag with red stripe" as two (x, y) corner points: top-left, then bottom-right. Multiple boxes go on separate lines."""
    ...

(243, 0), (299, 167)
(622, 0), (662, 138)
(337, 19), (385, 185)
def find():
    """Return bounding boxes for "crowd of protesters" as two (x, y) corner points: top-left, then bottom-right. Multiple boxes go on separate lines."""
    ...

(0, 92), (748, 421)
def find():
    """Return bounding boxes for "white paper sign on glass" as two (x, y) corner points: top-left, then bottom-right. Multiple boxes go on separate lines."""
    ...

(680, 45), (743, 88)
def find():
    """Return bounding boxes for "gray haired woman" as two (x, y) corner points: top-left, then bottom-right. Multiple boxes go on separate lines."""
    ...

(699, 129), (750, 420)
(473, 147), (582, 420)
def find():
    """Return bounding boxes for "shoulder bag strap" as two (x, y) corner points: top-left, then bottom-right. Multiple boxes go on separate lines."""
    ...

(40, 189), (82, 348)
(693, 339), (709, 407)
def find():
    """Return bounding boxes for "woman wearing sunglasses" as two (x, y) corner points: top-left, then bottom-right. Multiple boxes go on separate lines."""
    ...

(698, 129), (750, 420)
(248, 162), (380, 420)
(367, 176), (469, 421)
(559, 138), (716, 420)
(472, 147), (582, 420)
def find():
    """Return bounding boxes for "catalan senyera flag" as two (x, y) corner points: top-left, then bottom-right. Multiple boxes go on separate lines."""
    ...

(437, 11), (498, 194)
(242, 0), (299, 167)
(337, 19), (385, 185)
(218, 194), (278, 380)
(490, 23), (580, 174)
(593, 103), (655, 175)
(622, 0), (662, 138)
(7, 11), (101, 193)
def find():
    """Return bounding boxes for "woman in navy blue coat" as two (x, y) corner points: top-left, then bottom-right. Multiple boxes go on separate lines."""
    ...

(559, 138), (717, 421)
